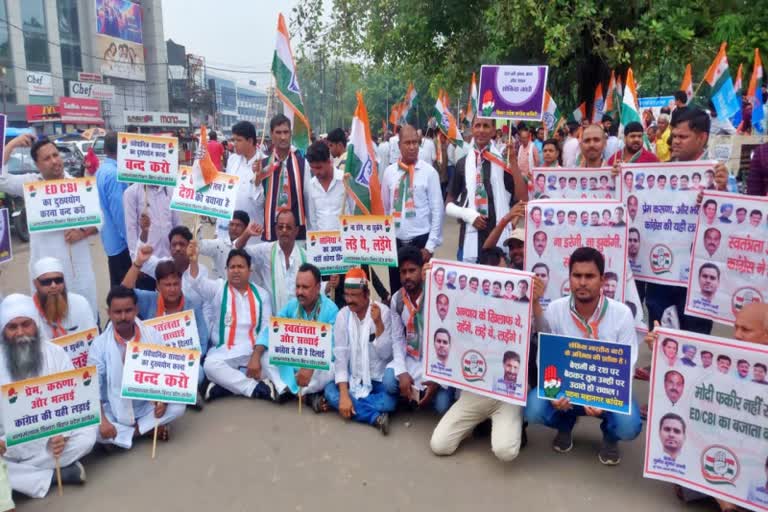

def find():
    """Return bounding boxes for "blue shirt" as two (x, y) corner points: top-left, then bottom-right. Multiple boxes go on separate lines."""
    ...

(96, 158), (128, 256)
(257, 295), (339, 394)
(134, 289), (210, 355)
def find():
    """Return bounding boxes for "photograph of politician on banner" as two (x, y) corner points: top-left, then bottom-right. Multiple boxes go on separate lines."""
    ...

(424, 259), (534, 406)
(620, 161), (717, 286)
(685, 191), (768, 326)
(644, 327), (768, 512)
(531, 167), (618, 201)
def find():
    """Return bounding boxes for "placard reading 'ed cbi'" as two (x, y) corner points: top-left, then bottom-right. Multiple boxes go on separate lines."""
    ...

(143, 310), (201, 351)
(685, 191), (768, 326)
(117, 132), (179, 187)
(644, 328), (768, 512)
(530, 167), (619, 201)
(478, 65), (548, 121)
(306, 230), (353, 276)
(340, 215), (398, 267)
(423, 259), (534, 406)
(537, 333), (633, 414)
(170, 167), (239, 220)
(268, 317), (333, 371)
(120, 343), (201, 405)
(0, 366), (100, 446)
(620, 161), (717, 286)
(23, 177), (102, 233)
(0, 208), (11, 264)
(51, 328), (98, 369)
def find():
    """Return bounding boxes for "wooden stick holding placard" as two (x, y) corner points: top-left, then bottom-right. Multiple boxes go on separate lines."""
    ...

(151, 417), (159, 459)
(506, 120), (513, 165)
(298, 387), (303, 415)
(192, 215), (200, 242)
(55, 457), (63, 496)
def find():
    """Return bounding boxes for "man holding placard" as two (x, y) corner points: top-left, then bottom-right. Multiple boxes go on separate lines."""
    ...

(88, 287), (185, 448)
(31, 258), (96, 341)
(0, 294), (96, 497)
(526, 247), (641, 466)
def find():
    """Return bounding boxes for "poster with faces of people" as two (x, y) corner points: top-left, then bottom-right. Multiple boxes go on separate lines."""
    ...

(424, 259), (534, 406)
(685, 191), (768, 326)
(644, 328), (768, 512)
(621, 161), (718, 286)
(530, 167), (619, 201)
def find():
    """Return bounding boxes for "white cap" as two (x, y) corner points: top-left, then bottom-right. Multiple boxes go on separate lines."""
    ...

(32, 257), (64, 279)
(0, 294), (38, 333)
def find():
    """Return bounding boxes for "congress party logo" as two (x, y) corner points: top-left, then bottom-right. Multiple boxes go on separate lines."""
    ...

(320, 325), (329, 338)
(121, 137), (128, 150)
(560, 279), (571, 297)
(82, 370), (92, 386)
(461, 350), (487, 382)
(309, 235), (317, 247)
(7, 387), (17, 404)
(27, 184), (37, 198)
(384, 218), (391, 233)
(649, 244), (673, 274)
(731, 287), (763, 316)
(272, 320), (280, 333)
(131, 345), (140, 360)
(84, 179), (93, 192)
(187, 353), (196, 367)
(167, 141), (175, 154)
(543, 365), (562, 398)
(227, 178), (235, 190)
(481, 90), (495, 117)
(342, 218), (348, 232)
(184, 314), (192, 327)
(701, 445), (739, 485)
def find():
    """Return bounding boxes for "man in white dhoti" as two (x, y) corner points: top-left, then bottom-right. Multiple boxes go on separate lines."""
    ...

(88, 286), (185, 449)
(31, 258), (96, 341)
(0, 294), (96, 498)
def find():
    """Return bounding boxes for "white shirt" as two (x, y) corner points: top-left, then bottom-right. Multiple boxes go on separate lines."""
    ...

(199, 236), (234, 279)
(307, 168), (346, 231)
(245, 241), (305, 312)
(36, 292), (97, 340)
(216, 151), (264, 245)
(543, 296), (638, 366)
(333, 303), (393, 384)
(377, 140), (390, 171)
(562, 136), (580, 167)
(388, 135), (401, 164)
(381, 160), (444, 252)
(603, 135), (622, 161)
(419, 138), (436, 165)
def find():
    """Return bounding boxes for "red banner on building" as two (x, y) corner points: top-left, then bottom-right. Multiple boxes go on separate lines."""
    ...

(58, 97), (104, 125)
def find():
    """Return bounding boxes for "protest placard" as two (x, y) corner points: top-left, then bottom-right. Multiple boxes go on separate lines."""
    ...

(524, 200), (629, 310)
(170, 166), (239, 220)
(340, 215), (398, 267)
(0, 366), (100, 446)
(267, 317), (332, 371)
(537, 333), (633, 414)
(684, 191), (768, 326)
(23, 177), (102, 233)
(116, 132), (179, 186)
(620, 161), (717, 285)
(51, 328), (97, 369)
(0, 208), (11, 264)
(530, 167), (619, 201)
(423, 259), (533, 406)
(306, 230), (352, 276)
(120, 342), (200, 405)
(644, 327), (768, 512)
(143, 310), (201, 351)
(478, 65), (548, 121)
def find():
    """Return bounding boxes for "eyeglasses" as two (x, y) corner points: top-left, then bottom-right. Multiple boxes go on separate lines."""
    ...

(38, 276), (64, 286)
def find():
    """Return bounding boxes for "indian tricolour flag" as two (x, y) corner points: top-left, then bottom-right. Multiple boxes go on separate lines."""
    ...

(699, 42), (740, 119)
(749, 48), (765, 134)
(604, 70), (620, 121)
(569, 102), (587, 124)
(465, 72), (478, 125)
(434, 89), (463, 147)
(731, 63), (744, 126)
(620, 67), (642, 126)
(591, 82), (604, 123)
(680, 63), (693, 105)
(345, 92), (383, 215)
(542, 91), (562, 135)
(191, 125), (218, 191)
(272, 13), (311, 152)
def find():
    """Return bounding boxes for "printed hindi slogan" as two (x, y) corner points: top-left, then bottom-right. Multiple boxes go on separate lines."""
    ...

(340, 215), (398, 267)
(478, 65), (548, 121)
(0, 208), (11, 264)
(621, 161), (718, 285)
(120, 343), (201, 405)
(0, 366), (100, 446)
(306, 230), (353, 276)
(644, 328), (768, 512)
(423, 259), (534, 406)
(268, 317), (333, 371)
(23, 177), (102, 233)
(170, 166), (239, 220)
(143, 310), (201, 351)
(530, 167), (619, 201)
(537, 333), (633, 414)
(685, 191), (768, 326)
(51, 328), (98, 369)
(116, 132), (179, 187)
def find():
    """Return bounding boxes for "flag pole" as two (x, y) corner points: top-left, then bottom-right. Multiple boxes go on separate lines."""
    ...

(259, 76), (275, 151)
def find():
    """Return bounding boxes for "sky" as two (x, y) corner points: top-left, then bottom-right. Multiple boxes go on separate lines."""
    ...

(161, 0), (301, 89)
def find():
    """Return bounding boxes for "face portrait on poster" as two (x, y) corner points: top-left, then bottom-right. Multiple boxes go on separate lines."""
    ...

(530, 167), (619, 201)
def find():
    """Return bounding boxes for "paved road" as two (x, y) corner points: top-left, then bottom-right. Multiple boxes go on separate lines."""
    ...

(3, 220), (715, 511)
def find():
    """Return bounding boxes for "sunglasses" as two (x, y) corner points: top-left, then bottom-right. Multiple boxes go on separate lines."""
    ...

(38, 276), (64, 286)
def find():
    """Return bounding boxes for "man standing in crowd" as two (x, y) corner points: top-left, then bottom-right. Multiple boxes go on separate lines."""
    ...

(656, 114), (672, 162)
(199, 210), (250, 279)
(578, 125), (607, 167)
(207, 130), (225, 171)
(607, 122), (659, 165)
(31, 258), (96, 341)
(562, 122), (580, 167)
(326, 128), (348, 171)
(517, 124), (540, 177)
(306, 141), (347, 232)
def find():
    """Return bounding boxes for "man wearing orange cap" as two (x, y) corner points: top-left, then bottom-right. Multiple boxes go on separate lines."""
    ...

(324, 268), (396, 434)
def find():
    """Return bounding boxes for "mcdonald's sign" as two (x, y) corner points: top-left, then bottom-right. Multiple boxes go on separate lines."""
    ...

(26, 104), (61, 122)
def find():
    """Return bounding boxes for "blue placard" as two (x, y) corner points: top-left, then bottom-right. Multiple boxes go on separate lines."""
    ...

(537, 333), (633, 414)
(638, 96), (674, 108)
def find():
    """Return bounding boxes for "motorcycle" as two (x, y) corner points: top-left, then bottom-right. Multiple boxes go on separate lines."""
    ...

(0, 191), (29, 242)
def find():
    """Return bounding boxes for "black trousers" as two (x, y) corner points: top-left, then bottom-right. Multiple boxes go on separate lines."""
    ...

(388, 232), (429, 296)
(107, 249), (132, 288)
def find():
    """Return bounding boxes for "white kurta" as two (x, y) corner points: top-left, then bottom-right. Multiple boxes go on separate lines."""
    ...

(36, 292), (97, 341)
(246, 242), (305, 312)
(388, 290), (426, 386)
(87, 320), (185, 449)
(199, 236), (234, 279)
(216, 152), (264, 247)
(0, 342), (96, 498)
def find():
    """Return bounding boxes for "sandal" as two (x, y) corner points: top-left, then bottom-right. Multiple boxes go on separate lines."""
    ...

(156, 424), (171, 442)
(310, 394), (329, 414)
(634, 365), (651, 381)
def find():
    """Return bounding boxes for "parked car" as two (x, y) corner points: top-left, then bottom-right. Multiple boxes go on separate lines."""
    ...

(92, 136), (105, 158)
(56, 144), (84, 177)
(2, 147), (36, 242)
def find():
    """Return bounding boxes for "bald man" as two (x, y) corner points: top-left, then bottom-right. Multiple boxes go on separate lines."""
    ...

(579, 125), (607, 168)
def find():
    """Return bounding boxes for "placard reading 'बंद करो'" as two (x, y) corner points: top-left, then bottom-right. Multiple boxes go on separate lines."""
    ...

(340, 215), (398, 267)
(120, 343), (201, 405)
(684, 190), (768, 326)
(0, 366), (100, 446)
(306, 230), (353, 276)
(478, 65), (549, 121)
(23, 177), (102, 233)
(644, 327), (768, 512)
(116, 132), (179, 187)
(143, 310), (201, 351)
(422, 259), (534, 406)
(268, 317), (333, 371)
(51, 327), (97, 369)
(530, 167), (620, 201)
(170, 166), (239, 220)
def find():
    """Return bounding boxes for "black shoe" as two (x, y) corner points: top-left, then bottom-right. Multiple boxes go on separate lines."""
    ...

(190, 391), (205, 411)
(472, 418), (492, 438)
(251, 380), (276, 400)
(598, 438), (621, 465)
(552, 430), (573, 453)
(204, 382), (233, 402)
(374, 413), (390, 435)
(55, 461), (86, 485)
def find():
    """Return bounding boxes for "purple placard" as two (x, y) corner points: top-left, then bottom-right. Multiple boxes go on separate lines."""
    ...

(478, 65), (549, 121)
(0, 209), (11, 264)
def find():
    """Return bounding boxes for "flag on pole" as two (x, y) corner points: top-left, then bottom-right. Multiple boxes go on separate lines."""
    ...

(731, 63), (744, 127)
(191, 125), (219, 191)
(569, 102), (587, 124)
(434, 89), (463, 147)
(604, 71), (620, 122)
(542, 91), (562, 136)
(591, 83), (605, 123)
(748, 48), (765, 134)
(272, 13), (311, 152)
(465, 72), (478, 126)
(698, 42), (741, 119)
(345, 92), (384, 215)
(680, 63), (694, 105)
(620, 68), (642, 126)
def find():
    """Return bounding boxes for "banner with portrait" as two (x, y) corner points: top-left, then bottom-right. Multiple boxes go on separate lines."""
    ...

(684, 191), (768, 326)
(644, 327), (768, 512)
(530, 167), (619, 201)
(620, 161), (718, 286)
(95, 0), (145, 81)
(423, 259), (534, 406)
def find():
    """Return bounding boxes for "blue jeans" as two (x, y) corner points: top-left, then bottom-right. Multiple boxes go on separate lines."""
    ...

(324, 381), (397, 425)
(524, 389), (643, 442)
(382, 368), (454, 415)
